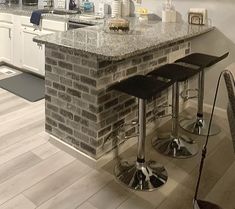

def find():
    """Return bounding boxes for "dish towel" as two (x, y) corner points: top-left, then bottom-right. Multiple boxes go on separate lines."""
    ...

(30, 10), (42, 26)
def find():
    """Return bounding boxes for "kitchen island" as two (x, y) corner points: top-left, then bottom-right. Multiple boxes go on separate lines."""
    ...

(34, 20), (213, 159)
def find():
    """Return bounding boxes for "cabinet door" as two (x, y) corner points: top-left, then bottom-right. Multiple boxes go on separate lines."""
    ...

(21, 27), (44, 75)
(40, 29), (54, 76)
(0, 23), (13, 63)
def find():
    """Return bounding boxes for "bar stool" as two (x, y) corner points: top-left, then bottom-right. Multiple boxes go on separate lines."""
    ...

(110, 75), (173, 191)
(148, 64), (200, 158)
(175, 52), (229, 136)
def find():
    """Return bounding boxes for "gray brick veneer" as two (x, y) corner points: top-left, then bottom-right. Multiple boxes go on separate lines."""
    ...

(45, 42), (191, 159)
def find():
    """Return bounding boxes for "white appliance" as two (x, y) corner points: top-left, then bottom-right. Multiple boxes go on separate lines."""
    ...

(121, 0), (130, 17)
(111, 0), (121, 18)
(54, 0), (69, 9)
(97, 2), (109, 17)
(162, 0), (176, 23)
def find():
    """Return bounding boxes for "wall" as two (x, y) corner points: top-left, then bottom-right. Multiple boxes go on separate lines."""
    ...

(168, 0), (235, 110)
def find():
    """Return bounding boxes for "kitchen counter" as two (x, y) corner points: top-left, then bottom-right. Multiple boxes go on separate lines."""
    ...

(0, 4), (40, 16)
(0, 3), (103, 24)
(0, 4), (68, 21)
(35, 19), (213, 60)
(42, 18), (214, 160)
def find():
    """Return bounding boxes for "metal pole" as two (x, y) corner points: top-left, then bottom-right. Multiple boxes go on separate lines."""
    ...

(137, 99), (146, 162)
(172, 82), (179, 138)
(194, 71), (224, 202)
(197, 70), (205, 118)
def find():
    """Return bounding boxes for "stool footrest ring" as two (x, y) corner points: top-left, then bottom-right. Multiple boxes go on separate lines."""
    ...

(180, 88), (199, 101)
(124, 134), (139, 140)
(153, 108), (172, 119)
(155, 113), (172, 119)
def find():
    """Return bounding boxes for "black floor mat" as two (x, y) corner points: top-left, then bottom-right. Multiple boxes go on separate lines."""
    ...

(0, 73), (45, 102)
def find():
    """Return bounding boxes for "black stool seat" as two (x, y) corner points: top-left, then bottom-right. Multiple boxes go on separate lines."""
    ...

(110, 75), (173, 100)
(148, 64), (199, 82)
(175, 52), (229, 68)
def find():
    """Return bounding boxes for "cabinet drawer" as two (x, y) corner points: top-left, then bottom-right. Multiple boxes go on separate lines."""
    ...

(21, 16), (66, 32)
(0, 13), (13, 23)
(42, 19), (66, 32)
(21, 16), (34, 27)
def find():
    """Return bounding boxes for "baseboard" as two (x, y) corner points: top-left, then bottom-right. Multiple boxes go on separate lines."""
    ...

(186, 100), (227, 119)
(49, 116), (170, 168)
(0, 61), (44, 79)
(49, 134), (137, 168)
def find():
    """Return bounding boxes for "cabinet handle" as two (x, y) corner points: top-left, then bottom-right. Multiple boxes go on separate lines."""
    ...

(8, 28), (11, 39)
(37, 43), (42, 49)
(0, 26), (12, 39)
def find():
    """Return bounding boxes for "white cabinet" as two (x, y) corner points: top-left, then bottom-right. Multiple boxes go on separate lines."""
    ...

(12, 16), (23, 68)
(21, 27), (55, 76)
(0, 23), (13, 63)
(0, 13), (67, 76)
(21, 27), (45, 75)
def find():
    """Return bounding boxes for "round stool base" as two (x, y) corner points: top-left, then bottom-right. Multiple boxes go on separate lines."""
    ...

(194, 199), (222, 209)
(114, 159), (168, 191)
(180, 117), (221, 136)
(152, 135), (199, 159)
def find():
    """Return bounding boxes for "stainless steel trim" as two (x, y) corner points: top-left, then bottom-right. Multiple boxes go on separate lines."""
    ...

(152, 82), (199, 159)
(137, 99), (145, 161)
(8, 28), (11, 39)
(172, 82), (179, 138)
(67, 21), (95, 30)
(114, 158), (168, 191)
(114, 98), (168, 191)
(198, 70), (204, 116)
(180, 69), (221, 136)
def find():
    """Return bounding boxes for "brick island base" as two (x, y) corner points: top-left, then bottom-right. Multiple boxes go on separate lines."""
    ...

(44, 42), (190, 159)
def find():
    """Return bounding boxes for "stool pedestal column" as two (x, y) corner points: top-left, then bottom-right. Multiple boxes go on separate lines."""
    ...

(180, 70), (221, 136)
(114, 99), (168, 191)
(152, 82), (199, 158)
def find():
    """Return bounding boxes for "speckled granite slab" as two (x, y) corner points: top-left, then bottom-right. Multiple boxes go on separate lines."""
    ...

(34, 20), (214, 61)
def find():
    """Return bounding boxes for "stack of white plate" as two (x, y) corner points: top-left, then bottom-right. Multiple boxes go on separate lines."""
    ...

(121, 0), (130, 17)
(111, 0), (121, 18)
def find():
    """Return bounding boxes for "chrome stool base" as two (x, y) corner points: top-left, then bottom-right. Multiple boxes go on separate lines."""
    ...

(180, 117), (221, 136)
(114, 159), (168, 191)
(152, 135), (199, 159)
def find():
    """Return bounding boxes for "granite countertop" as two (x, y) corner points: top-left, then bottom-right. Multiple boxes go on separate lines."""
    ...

(34, 19), (214, 61)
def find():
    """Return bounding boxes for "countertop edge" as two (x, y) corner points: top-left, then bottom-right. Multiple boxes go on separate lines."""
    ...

(34, 26), (215, 61)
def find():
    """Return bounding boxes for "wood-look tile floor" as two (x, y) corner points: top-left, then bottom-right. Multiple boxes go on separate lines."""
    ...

(0, 70), (234, 209)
